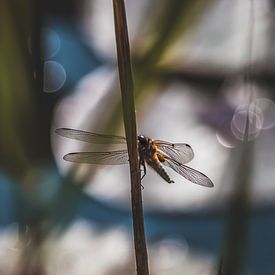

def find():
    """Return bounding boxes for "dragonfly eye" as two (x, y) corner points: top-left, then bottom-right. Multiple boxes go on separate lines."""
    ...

(138, 135), (147, 145)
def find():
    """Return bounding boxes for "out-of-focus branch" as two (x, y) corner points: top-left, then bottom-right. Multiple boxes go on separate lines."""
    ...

(219, 2), (255, 274)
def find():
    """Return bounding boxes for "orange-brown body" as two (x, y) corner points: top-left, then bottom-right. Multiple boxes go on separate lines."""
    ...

(138, 136), (174, 183)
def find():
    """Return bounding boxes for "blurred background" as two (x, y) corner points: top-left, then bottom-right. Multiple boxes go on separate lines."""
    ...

(1, 0), (275, 274)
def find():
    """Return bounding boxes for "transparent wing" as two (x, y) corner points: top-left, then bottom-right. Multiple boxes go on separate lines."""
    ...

(154, 140), (194, 164)
(55, 128), (126, 144)
(163, 158), (213, 187)
(63, 150), (129, 165)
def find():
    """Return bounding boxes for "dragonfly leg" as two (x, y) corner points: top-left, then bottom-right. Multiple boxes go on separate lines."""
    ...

(141, 161), (146, 180)
(139, 157), (146, 190)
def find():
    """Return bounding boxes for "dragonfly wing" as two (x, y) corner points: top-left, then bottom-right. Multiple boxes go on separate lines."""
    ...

(154, 140), (194, 164)
(163, 158), (213, 187)
(55, 128), (126, 144)
(63, 150), (129, 165)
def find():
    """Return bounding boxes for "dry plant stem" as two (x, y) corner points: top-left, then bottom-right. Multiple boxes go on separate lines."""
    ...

(112, 1), (149, 274)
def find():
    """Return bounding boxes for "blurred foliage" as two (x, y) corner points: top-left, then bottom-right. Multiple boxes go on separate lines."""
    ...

(0, 1), (61, 273)
(0, 0), (34, 177)
(0, 0), (58, 180)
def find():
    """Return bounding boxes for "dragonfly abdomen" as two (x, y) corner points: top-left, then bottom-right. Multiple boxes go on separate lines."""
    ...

(146, 157), (174, 184)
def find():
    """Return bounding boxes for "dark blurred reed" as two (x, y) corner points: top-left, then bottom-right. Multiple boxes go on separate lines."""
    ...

(0, 0), (59, 274)
(218, 1), (255, 273)
(112, 0), (149, 274)
(218, 112), (254, 275)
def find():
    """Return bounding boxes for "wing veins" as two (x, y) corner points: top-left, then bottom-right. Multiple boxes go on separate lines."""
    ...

(163, 158), (213, 187)
(154, 140), (194, 164)
(55, 128), (126, 144)
(63, 150), (129, 165)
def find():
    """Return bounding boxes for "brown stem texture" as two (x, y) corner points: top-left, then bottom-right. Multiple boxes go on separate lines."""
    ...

(112, 1), (149, 274)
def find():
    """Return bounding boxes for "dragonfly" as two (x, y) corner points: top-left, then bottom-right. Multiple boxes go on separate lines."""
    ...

(55, 128), (214, 187)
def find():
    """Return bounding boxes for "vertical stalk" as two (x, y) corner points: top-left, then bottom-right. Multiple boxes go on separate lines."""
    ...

(112, 1), (149, 274)
(219, 1), (255, 274)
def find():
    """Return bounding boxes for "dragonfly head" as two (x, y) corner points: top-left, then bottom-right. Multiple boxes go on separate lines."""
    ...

(138, 135), (147, 146)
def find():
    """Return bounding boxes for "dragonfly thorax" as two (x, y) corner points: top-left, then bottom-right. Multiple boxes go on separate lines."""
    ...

(138, 135), (156, 157)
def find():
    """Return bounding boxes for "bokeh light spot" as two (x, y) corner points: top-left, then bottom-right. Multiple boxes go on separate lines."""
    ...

(231, 104), (263, 141)
(216, 132), (236, 148)
(42, 28), (61, 60)
(43, 61), (66, 93)
(255, 98), (275, 130)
